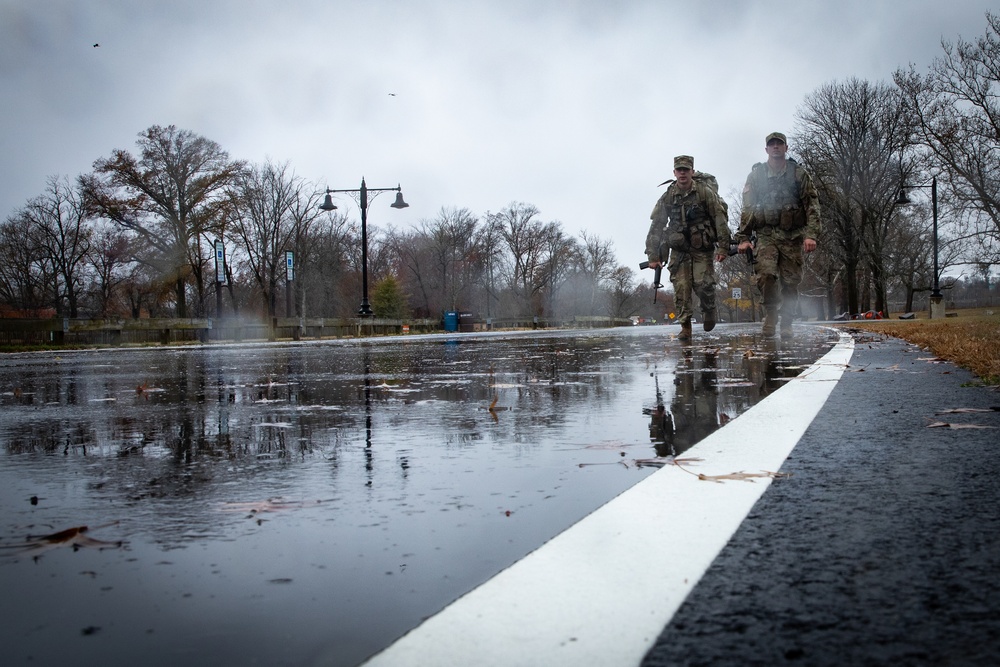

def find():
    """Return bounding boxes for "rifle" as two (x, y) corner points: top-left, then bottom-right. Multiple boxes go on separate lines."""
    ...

(638, 260), (664, 303)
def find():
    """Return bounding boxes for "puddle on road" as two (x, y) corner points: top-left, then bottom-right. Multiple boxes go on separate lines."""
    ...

(0, 324), (836, 666)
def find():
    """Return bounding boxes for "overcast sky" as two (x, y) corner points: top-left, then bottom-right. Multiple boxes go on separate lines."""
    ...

(1, 0), (995, 267)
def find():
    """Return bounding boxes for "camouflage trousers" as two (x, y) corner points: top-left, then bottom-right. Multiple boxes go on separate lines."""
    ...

(753, 234), (804, 319)
(667, 249), (717, 324)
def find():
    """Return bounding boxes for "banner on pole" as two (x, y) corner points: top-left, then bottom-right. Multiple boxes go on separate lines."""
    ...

(215, 240), (227, 285)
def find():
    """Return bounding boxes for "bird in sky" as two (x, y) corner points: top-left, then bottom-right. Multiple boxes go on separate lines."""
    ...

(93, 43), (100, 47)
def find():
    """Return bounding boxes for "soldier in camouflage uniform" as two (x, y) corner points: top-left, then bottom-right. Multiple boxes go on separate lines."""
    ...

(645, 155), (731, 341)
(736, 132), (821, 338)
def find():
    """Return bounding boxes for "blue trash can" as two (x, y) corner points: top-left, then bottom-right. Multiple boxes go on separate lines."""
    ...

(444, 311), (459, 332)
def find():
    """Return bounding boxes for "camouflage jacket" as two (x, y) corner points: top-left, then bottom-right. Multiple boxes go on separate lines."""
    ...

(645, 181), (730, 260)
(736, 158), (821, 243)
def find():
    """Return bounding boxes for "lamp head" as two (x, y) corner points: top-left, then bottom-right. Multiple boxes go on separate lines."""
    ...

(319, 190), (337, 212)
(391, 188), (409, 209)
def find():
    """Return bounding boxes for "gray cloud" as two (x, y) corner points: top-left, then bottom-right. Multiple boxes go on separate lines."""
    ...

(1, 0), (995, 262)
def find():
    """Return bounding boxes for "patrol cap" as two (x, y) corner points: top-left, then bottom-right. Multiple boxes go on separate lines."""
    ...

(673, 155), (694, 170)
(765, 131), (787, 145)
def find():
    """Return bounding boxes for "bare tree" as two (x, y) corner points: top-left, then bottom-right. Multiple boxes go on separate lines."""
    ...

(285, 183), (325, 318)
(606, 264), (643, 318)
(887, 205), (935, 312)
(389, 224), (438, 317)
(86, 220), (134, 317)
(535, 222), (577, 318)
(476, 215), (505, 320)
(795, 78), (916, 315)
(488, 202), (554, 317)
(895, 12), (1000, 264)
(576, 230), (617, 315)
(384, 209), (489, 319)
(305, 208), (358, 318)
(11, 176), (93, 317)
(80, 125), (244, 317)
(225, 160), (319, 318)
(121, 258), (167, 318)
(425, 207), (481, 312)
(0, 215), (49, 314)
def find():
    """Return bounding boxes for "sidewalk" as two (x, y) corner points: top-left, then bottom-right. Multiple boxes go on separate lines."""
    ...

(642, 328), (1000, 666)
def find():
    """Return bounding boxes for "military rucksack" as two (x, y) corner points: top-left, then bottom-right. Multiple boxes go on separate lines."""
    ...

(659, 171), (726, 205)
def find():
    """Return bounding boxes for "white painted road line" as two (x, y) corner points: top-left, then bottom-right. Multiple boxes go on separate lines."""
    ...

(360, 331), (855, 667)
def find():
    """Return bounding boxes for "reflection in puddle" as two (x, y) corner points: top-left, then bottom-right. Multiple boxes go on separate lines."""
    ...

(646, 332), (836, 458)
(0, 325), (836, 666)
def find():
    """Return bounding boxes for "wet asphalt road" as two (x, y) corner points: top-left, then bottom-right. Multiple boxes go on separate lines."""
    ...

(642, 329), (1000, 667)
(0, 324), (836, 667)
(4, 325), (998, 666)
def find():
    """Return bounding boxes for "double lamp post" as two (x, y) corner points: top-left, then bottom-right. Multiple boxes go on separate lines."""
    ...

(320, 178), (408, 317)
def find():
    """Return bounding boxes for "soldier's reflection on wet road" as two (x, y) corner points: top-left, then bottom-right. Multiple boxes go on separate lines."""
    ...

(645, 332), (831, 459)
(647, 347), (722, 457)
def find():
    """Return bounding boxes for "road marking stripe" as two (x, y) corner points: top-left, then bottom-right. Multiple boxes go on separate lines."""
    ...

(361, 331), (854, 667)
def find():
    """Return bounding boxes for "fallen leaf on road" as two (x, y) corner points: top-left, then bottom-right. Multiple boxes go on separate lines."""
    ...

(1, 522), (123, 559)
(696, 470), (791, 483)
(926, 421), (996, 429)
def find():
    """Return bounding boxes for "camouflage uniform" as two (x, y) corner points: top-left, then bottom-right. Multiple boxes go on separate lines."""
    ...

(736, 157), (821, 334)
(645, 176), (730, 326)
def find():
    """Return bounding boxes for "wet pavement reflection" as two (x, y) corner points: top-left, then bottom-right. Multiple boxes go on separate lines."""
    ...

(0, 324), (836, 666)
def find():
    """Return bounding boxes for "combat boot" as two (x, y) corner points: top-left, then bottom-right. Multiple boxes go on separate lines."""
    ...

(678, 321), (692, 341)
(761, 308), (778, 337)
(703, 309), (716, 332)
(779, 294), (797, 339)
(780, 316), (794, 339)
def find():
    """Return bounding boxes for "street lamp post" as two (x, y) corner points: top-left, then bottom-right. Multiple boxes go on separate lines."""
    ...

(319, 178), (408, 317)
(897, 176), (943, 318)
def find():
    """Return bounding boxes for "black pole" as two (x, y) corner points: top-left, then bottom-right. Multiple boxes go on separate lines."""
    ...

(320, 180), (405, 319)
(359, 178), (373, 317)
(931, 176), (941, 299)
